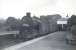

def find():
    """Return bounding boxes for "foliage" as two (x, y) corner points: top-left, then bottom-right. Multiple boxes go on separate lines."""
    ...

(68, 15), (76, 34)
(68, 15), (76, 25)
(6, 17), (21, 31)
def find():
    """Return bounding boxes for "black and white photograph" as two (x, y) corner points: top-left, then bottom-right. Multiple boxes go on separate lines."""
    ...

(0, 0), (76, 50)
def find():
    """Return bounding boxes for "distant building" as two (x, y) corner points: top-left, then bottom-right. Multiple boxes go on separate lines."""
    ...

(57, 15), (69, 31)
(40, 14), (61, 33)
(47, 14), (61, 32)
(40, 16), (49, 34)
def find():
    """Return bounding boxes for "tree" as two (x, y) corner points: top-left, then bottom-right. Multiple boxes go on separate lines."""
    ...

(68, 15), (76, 25)
(67, 15), (76, 32)
(6, 17), (20, 31)
(67, 15), (76, 27)
(0, 19), (6, 31)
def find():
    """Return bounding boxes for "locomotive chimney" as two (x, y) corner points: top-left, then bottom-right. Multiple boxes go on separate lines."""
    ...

(26, 12), (31, 17)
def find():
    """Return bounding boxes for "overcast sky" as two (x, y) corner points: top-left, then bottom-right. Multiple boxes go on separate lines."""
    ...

(0, 0), (76, 19)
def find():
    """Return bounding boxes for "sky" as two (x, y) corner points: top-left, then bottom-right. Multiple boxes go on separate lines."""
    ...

(0, 0), (76, 19)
